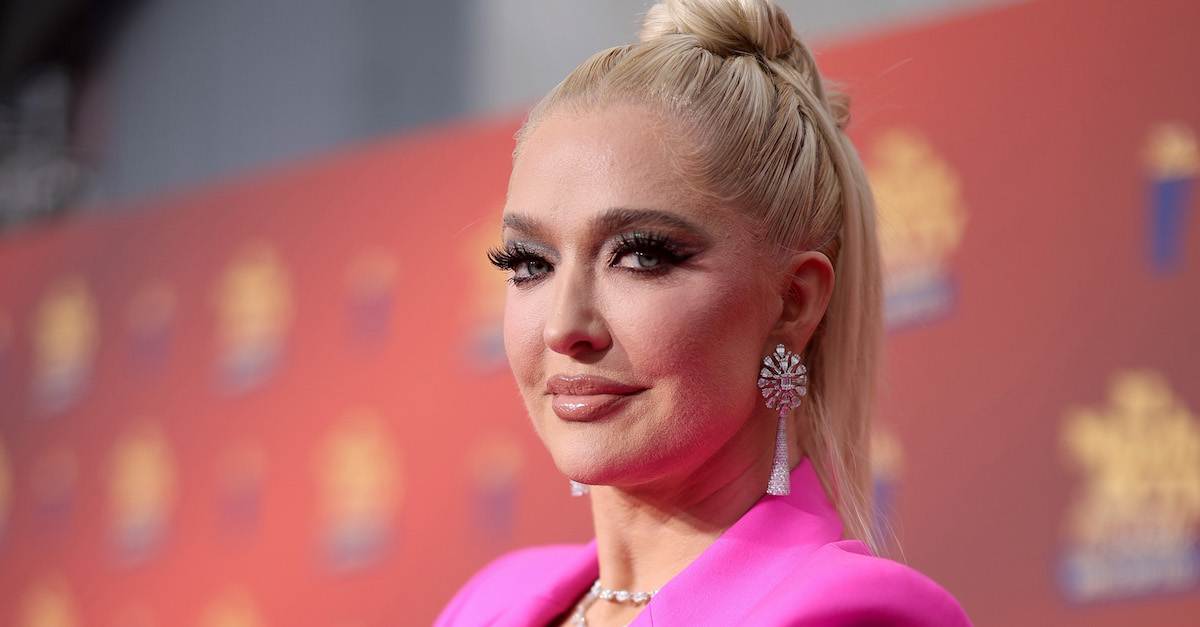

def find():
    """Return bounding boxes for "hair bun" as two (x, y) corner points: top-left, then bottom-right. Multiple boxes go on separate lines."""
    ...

(640, 0), (796, 60)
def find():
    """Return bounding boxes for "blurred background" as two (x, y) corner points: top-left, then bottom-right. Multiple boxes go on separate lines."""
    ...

(0, 0), (1014, 220)
(1, 0), (1198, 625)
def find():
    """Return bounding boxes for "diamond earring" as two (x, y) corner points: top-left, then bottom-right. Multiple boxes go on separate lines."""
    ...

(757, 344), (807, 496)
(570, 480), (590, 497)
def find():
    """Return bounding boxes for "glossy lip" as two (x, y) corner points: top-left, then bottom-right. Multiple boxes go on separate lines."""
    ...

(546, 374), (646, 422)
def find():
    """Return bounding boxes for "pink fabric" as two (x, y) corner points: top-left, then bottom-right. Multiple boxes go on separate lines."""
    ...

(435, 461), (971, 626)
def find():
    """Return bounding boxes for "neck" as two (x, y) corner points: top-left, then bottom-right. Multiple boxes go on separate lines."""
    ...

(573, 410), (804, 625)
(589, 453), (777, 592)
(578, 458), (777, 626)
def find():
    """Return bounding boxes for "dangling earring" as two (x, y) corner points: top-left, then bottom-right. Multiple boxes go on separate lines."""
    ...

(570, 480), (590, 497)
(757, 344), (807, 496)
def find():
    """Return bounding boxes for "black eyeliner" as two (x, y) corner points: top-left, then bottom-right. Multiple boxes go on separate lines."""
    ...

(487, 242), (554, 286)
(608, 231), (697, 272)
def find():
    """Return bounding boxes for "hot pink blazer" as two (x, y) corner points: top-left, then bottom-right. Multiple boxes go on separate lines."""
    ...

(436, 460), (971, 626)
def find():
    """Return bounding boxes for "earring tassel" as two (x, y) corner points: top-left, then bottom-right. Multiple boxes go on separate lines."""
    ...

(767, 413), (791, 495)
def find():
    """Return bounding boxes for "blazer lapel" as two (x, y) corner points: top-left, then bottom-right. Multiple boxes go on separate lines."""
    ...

(492, 540), (600, 627)
(636, 461), (843, 626)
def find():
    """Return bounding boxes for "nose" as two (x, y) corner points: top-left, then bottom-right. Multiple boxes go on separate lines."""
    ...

(543, 266), (611, 357)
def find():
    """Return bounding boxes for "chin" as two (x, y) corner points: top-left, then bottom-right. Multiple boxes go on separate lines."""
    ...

(545, 430), (680, 489)
(535, 425), (609, 482)
(542, 430), (614, 485)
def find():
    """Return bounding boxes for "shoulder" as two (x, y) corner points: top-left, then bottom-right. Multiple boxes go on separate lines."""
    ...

(747, 540), (972, 626)
(434, 544), (591, 626)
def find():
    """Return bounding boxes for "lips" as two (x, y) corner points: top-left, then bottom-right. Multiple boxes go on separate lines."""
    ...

(546, 374), (645, 421)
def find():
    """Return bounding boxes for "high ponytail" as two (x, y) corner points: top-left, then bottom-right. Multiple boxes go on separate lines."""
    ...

(517, 0), (884, 552)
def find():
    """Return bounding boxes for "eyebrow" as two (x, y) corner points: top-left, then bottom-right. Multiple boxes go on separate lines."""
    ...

(502, 207), (709, 240)
(595, 208), (705, 237)
(501, 212), (541, 236)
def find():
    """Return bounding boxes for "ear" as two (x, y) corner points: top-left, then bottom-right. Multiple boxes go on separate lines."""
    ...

(773, 251), (834, 350)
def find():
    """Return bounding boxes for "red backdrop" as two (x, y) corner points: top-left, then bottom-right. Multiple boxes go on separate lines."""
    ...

(2, 0), (1198, 624)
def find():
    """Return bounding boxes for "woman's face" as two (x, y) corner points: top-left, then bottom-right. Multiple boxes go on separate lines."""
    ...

(497, 104), (783, 493)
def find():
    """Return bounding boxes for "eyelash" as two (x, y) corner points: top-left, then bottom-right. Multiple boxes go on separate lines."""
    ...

(487, 232), (691, 286)
(609, 233), (688, 272)
(486, 244), (547, 286)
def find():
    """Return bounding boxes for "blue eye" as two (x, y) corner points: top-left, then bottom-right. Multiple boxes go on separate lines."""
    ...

(516, 257), (552, 279)
(487, 244), (553, 285)
(610, 233), (687, 272)
(613, 249), (661, 269)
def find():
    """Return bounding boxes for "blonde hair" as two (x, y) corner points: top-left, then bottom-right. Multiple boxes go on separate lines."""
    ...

(517, 0), (884, 550)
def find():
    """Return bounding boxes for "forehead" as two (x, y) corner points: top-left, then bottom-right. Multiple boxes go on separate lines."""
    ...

(505, 104), (735, 232)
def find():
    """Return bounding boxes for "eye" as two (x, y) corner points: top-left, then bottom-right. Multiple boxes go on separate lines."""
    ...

(487, 244), (553, 285)
(613, 249), (662, 269)
(516, 257), (552, 279)
(609, 233), (688, 273)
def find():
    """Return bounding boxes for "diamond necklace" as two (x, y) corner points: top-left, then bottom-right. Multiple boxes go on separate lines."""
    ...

(571, 579), (659, 626)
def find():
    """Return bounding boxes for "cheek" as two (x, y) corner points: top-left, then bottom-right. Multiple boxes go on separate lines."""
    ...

(604, 280), (773, 467)
(502, 289), (546, 389)
(610, 277), (773, 387)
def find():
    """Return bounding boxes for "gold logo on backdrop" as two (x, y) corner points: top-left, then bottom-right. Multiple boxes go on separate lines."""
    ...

(1143, 122), (1198, 274)
(871, 426), (905, 481)
(32, 275), (98, 412)
(868, 129), (967, 330)
(1144, 122), (1200, 178)
(315, 408), (401, 570)
(20, 574), (78, 627)
(108, 421), (177, 562)
(214, 241), (292, 391)
(1059, 370), (1200, 601)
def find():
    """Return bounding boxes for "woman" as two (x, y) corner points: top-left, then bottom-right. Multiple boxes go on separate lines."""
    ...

(438, 0), (971, 625)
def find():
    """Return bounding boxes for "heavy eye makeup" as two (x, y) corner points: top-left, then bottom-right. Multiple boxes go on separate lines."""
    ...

(608, 232), (695, 273)
(487, 230), (700, 286)
(486, 243), (554, 285)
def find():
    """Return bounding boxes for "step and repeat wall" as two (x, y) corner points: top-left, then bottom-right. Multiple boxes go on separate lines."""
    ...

(1, 0), (1197, 624)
